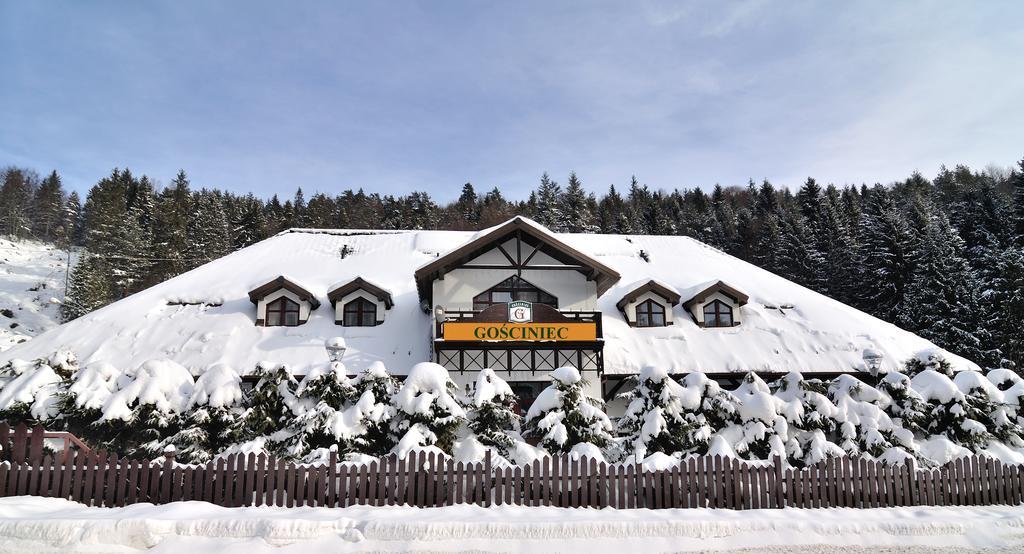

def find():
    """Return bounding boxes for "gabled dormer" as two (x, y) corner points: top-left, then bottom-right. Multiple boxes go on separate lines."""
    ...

(681, 280), (749, 328)
(327, 277), (394, 327)
(248, 276), (320, 327)
(616, 279), (681, 327)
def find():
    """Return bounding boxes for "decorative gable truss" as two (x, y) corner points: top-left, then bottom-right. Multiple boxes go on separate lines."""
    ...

(248, 276), (320, 326)
(327, 277), (394, 326)
(681, 280), (749, 328)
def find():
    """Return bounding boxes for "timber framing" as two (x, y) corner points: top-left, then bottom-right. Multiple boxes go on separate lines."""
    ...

(414, 217), (621, 306)
(327, 277), (394, 309)
(247, 276), (320, 309)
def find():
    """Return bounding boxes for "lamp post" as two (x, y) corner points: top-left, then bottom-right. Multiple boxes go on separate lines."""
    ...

(862, 348), (883, 384)
(325, 337), (347, 363)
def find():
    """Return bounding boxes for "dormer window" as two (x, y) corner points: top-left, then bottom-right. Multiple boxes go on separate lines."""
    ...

(343, 297), (377, 327)
(473, 276), (558, 311)
(703, 300), (733, 328)
(328, 277), (393, 327)
(682, 280), (748, 328)
(636, 299), (666, 328)
(267, 297), (300, 327)
(247, 276), (319, 327)
(616, 279), (680, 328)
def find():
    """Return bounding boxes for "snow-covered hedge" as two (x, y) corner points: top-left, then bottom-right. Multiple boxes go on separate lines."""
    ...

(2, 349), (1024, 468)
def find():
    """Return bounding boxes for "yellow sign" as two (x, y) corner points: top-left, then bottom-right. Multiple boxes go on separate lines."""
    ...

(443, 322), (597, 342)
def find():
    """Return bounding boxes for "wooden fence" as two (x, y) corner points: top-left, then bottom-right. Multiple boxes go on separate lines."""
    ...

(2, 422), (1023, 509)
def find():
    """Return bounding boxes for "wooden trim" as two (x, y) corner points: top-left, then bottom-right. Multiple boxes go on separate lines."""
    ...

(413, 217), (621, 304)
(248, 276), (320, 309)
(327, 277), (394, 309)
(615, 280), (682, 311)
(681, 280), (749, 311)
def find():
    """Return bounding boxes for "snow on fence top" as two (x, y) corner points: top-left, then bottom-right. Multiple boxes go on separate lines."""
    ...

(0, 225), (978, 377)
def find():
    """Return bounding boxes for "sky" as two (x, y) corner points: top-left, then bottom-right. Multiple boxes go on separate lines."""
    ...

(1, 0), (1022, 200)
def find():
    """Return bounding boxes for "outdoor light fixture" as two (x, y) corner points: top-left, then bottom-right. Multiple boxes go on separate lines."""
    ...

(325, 337), (347, 362)
(434, 305), (445, 323)
(862, 348), (884, 378)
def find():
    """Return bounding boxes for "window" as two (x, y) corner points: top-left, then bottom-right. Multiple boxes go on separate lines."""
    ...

(343, 297), (378, 327)
(266, 297), (300, 326)
(472, 276), (557, 311)
(636, 299), (666, 327)
(703, 300), (734, 327)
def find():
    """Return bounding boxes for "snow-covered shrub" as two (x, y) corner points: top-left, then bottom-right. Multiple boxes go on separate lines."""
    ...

(280, 362), (359, 459)
(617, 366), (713, 459)
(988, 368), (1024, 434)
(903, 349), (955, 378)
(911, 369), (990, 451)
(954, 370), (1020, 446)
(772, 372), (844, 466)
(240, 361), (299, 451)
(391, 362), (466, 457)
(56, 361), (125, 450)
(724, 372), (787, 461)
(466, 368), (519, 458)
(348, 361), (399, 457)
(167, 363), (245, 463)
(524, 366), (613, 455)
(828, 374), (913, 460)
(877, 371), (929, 435)
(0, 357), (65, 424)
(102, 359), (196, 457)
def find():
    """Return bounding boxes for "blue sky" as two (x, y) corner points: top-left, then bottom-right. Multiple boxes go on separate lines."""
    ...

(1, 1), (1022, 200)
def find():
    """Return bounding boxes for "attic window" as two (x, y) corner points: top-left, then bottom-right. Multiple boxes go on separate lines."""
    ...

(636, 299), (666, 328)
(343, 297), (377, 327)
(703, 300), (734, 328)
(266, 297), (300, 327)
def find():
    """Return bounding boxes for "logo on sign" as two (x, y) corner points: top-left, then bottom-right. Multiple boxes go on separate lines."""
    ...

(508, 301), (533, 323)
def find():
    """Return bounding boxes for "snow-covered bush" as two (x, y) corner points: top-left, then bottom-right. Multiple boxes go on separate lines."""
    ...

(954, 370), (1019, 446)
(101, 359), (196, 458)
(167, 363), (245, 463)
(828, 374), (914, 460)
(391, 362), (466, 457)
(280, 362), (359, 459)
(903, 349), (955, 378)
(617, 366), (713, 459)
(466, 368), (519, 458)
(724, 372), (787, 461)
(988, 368), (1024, 433)
(911, 369), (990, 451)
(0, 357), (64, 424)
(877, 371), (929, 435)
(348, 361), (399, 457)
(240, 361), (299, 450)
(772, 372), (844, 466)
(524, 366), (613, 455)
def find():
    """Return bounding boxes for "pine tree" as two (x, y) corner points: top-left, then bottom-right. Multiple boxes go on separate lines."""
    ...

(990, 246), (1024, 369)
(908, 357), (990, 451)
(899, 212), (994, 367)
(187, 190), (231, 267)
(151, 170), (192, 281)
(0, 167), (35, 239)
(350, 362), (399, 456)
(241, 362), (299, 446)
(771, 372), (844, 466)
(391, 362), (466, 456)
(60, 255), (111, 321)
(455, 183), (479, 227)
(562, 172), (596, 233)
(524, 366), (613, 454)
(1012, 156), (1024, 246)
(168, 363), (244, 463)
(828, 374), (914, 459)
(466, 368), (519, 457)
(727, 373), (788, 460)
(616, 366), (714, 459)
(64, 191), (84, 246)
(31, 171), (66, 241)
(877, 371), (929, 435)
(532, 173), (564, 231)
(855, 187), (918, 320)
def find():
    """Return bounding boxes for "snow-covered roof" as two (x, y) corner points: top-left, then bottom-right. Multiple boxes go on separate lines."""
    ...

(326, 277), (394, 309)
(615, 279), (682, 310)
(679, 279), (750, 309)
(0, 225), (981, 376)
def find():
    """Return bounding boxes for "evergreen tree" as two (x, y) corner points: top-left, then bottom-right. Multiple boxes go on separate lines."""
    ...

(282, 362), (360, 459)
(877, 371), (929, 435)
(31, 171), (66, 241)
(241, 362), (299, 444)
(187, 190), (231, 267)
(350, 362), (399, 456)
(0, 167), (35, 238)
(391, 362), (466, 455)
(466, 368), (519, 457)
(60, 255), (111, 321)
(727, 373), (788, 460)
(616, 366), (714, 459)
(990, 246), (1024, 369)
(531, 173), (564, 231)
(771, 372), (844, 466)
(455, 183), (479, 227)
(855, 187), (918, 320)
(151, 170), (192, 281)
(168, 363), (244, 463)
(524, 366), (613, 454)
(562, 172), (596, 233)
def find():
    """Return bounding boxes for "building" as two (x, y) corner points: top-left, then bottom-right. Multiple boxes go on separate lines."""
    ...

(0, 217), (978, 416)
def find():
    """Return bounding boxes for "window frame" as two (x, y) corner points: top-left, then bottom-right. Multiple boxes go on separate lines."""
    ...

(265, 296), (301, 327)
(472, 276), (558, 311)
(635, 299), (667, 328)
(702, 300), (734, 328)
(343, 297), (378, 327)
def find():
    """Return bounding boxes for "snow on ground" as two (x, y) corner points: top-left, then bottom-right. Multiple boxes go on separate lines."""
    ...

(0, 497), (1023, 553)
(0, 239), (75, 352)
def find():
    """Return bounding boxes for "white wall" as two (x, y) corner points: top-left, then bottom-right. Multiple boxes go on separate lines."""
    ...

(333, 290), (386, 324)
(255, 289), (313, 323)
(621, 291), (676, 325)
(684, 290), (743, 326)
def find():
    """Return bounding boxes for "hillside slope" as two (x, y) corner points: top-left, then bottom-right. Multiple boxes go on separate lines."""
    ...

(0, 239), (76, 352)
